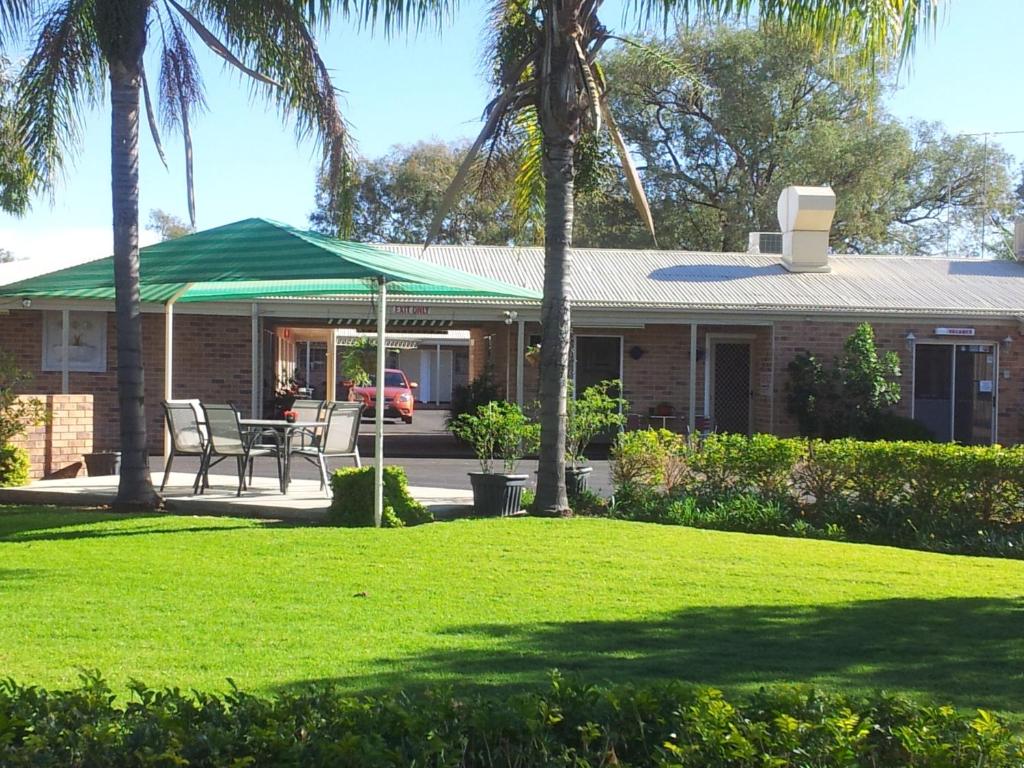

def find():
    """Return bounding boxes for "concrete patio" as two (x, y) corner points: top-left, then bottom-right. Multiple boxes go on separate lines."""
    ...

(0, 471), (474, 522)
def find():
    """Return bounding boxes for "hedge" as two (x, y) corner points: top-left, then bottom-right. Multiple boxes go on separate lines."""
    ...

(1, 674), (1021, 767)
(329, 465), (433, 527)
(609, 432), (1024, 557)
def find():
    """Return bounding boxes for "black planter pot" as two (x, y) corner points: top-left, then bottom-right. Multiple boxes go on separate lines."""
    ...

(83, 452), (120, 477)
(468, 472), (528, 517)
(565, 465), (593, 497)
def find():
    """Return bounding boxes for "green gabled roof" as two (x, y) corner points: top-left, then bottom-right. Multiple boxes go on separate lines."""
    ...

(0, 218), (540, 303)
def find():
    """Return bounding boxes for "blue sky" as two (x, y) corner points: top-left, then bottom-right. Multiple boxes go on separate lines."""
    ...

(2, 0), (1023, 266)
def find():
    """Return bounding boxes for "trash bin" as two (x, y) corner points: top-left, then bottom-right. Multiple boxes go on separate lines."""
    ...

(83, 452), (121, 476)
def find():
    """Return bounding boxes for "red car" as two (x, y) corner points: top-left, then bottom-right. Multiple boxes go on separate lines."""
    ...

(349, 368), (417, 423)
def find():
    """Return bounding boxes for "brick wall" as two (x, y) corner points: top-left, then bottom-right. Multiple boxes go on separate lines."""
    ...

(0, 309), (253, 455)
(9, 394), (93, 479)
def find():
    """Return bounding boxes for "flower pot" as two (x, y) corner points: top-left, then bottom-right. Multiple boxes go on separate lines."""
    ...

(468, 472), (528, 517)
(83, 452), (120, 476)
(565, 465), (593, 497)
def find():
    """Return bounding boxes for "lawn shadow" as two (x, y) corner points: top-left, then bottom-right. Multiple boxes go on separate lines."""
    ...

(0, 507), (302, 542)
(281, 597), (1024, 714)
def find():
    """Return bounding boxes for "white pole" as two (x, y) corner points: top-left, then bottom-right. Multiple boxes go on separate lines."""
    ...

(515, 319), (525, 406)
(688, 322), (698, 430)
(163, 300), (174, 459)
(60, 309), (69, 394)
(251, 303), (259, 417)
(435, 343), (441, 406)
(374, 278), (387, 528)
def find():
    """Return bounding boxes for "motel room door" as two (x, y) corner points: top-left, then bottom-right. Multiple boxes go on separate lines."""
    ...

(913, 343), (996, 444)
(709, 340), (753, 435)
(573, 336), (623, 395)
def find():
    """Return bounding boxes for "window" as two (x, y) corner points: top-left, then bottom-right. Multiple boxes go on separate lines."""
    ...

(42, 311), (108, 372)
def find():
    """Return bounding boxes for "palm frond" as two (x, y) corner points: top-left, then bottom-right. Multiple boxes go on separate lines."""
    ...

(600, 97), (657, 246)
(425, 84), (525, 246)
(16, 0), (104, 188)
(510, 105), (544, 238)
(140, 62), (169, 170)
(187, 0), (353, 234)
(157, 5), (206, 226)
(625, 0), (941, 62)
(0, 0), (34, 45)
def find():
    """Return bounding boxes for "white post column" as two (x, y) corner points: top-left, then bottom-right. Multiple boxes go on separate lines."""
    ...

(326, 329), (337, 402)
(60, 309), (70, 394)
(515, 319), (525, 406)
(250, 303), (259, 417)
(435, 343), (441, 406)
(688, 322), (698, 431)
(374, 279), (387, 528)
(163, 301), (174, 459)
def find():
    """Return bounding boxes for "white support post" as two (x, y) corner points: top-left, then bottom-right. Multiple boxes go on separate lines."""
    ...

(326, 329), (337, 402)
(435, 343), (441, 406)
(60, 309), (69, 394)
(515, 319), (525, 406)
(688, 322), (697, 431)
(374, 279), (387, 528)
(251, 303), (259, 417)
(163, 301), (174, 459)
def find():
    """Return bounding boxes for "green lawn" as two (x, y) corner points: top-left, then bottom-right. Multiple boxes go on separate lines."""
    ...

(1, 505), (1022, 715)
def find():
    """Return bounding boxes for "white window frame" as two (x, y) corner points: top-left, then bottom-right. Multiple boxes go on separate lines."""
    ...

(571, 334), (624, 397)
(41, 310), (107, 373)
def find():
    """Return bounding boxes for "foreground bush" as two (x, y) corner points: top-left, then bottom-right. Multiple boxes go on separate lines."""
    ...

(329, 465), (433, 527)
(1, 674), (1021, 767)
(0, 443), (30, 487)
(609, 432), (1024, 557)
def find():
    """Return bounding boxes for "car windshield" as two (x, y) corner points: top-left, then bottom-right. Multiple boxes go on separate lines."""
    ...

(369, 372), (407, 388)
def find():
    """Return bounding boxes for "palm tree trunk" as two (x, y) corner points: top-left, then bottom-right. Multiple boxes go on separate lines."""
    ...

(110, 58), (159, 509)
(534, 135), (574, 515)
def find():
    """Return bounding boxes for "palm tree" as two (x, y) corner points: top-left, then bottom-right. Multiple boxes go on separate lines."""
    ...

(432, 0), (940, 515)
(2, 0), (438, 508)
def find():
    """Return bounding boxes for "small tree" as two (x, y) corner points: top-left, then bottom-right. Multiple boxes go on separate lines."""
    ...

(0, 351), (46, 453)
(566, 380), (627, 466)
(786, 323), (901, 439)
(449, 401), (539, 474)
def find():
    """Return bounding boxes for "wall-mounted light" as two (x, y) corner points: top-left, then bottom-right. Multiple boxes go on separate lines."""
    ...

(502, 310), (518, 326)
(20, 298), (31, 309)
(1002, 335), (1014, 351)
(629, 345), (645, 360)
(905, 332), (916, 350)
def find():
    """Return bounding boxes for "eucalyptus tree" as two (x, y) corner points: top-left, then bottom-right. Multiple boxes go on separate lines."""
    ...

(2, 0), (436, 508)
(431, 0), (941, 515)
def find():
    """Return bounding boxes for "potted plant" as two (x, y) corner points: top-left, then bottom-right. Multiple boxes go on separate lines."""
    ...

(565, 380), (627, 496)
(449, 400), (539, 517)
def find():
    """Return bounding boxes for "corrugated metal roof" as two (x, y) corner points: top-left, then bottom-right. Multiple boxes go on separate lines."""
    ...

(381, 245), (1024, 317)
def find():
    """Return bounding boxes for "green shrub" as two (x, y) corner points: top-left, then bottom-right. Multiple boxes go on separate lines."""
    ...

(863, 411), (935, 441)
(0, 443), (29, 487)
(612, 433), (1024, 558)
(1, 674), (1020, 766)
(0, 351), (46, 446)
(609, 428), (683, 489)
(329, 465), (433, 527)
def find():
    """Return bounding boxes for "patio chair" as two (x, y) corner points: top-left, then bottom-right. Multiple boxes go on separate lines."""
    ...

(160, 400), (208, 492)
(289, 399), (326, 448)
(198, 403), (282, 496)
(290, 401), (364, 497)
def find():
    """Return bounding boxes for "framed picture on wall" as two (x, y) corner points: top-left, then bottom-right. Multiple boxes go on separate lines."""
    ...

(42, 311), (107, 372)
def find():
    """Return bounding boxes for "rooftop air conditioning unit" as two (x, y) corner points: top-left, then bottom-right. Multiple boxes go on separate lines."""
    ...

(747, 231), (782, 255)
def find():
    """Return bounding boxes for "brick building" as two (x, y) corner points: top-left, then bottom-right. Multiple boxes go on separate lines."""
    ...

(2, 189), (1024, 477)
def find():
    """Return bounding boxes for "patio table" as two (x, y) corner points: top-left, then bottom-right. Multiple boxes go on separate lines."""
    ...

(239, 419), (326, 493)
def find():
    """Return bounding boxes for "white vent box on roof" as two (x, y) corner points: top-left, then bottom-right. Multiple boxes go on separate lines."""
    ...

(776, 185), (836, 273)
